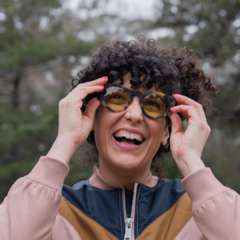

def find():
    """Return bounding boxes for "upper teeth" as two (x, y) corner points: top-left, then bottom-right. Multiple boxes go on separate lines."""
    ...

(114, 130), (143, 142)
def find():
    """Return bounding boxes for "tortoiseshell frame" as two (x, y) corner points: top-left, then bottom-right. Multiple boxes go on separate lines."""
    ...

(98, 83), (176, 119)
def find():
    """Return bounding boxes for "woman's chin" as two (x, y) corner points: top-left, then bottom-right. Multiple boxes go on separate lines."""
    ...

(109, 156), (144, 171)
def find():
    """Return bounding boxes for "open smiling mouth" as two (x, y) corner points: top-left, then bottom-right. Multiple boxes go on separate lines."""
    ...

(113, 131), (144, 146)
(114, 136), (143, 145)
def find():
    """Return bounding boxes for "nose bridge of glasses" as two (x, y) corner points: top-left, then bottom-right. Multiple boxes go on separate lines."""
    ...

(128, 90), (142, 107)
(131, 90), (143, 96)
(128, 90), (143, 103)
(127, 94), (143, 114)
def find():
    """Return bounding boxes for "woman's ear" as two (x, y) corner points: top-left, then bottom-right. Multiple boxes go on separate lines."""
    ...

(161, 126), (169, 146)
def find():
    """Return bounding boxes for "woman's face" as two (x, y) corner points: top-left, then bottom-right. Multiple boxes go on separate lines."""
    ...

(94, 72), (169, 173)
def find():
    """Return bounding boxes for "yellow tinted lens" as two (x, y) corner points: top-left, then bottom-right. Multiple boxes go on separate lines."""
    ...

(104, 87), (129, 110)
(143, 94), (167, 117)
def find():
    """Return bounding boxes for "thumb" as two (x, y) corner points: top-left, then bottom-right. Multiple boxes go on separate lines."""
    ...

(81, 98), (101, 140)
(168, 112), (182, 135)
(83, 97), (101, 121)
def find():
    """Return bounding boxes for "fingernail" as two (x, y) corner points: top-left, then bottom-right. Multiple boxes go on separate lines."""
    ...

(102, 76), (108, 79)
(170, 107), (175, 109)
(174, 93), (180, 95)
(98, 84), (104, 87)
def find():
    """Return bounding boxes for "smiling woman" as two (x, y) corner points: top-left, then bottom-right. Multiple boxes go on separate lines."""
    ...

(72, 36), (217, 179)
(1, 36), (240, 240)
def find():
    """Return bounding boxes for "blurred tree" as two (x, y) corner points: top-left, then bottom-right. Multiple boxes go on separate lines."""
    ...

(0, 0), (94, 107)
(0, 102), (59, 200)
(0, 0), (97, 202)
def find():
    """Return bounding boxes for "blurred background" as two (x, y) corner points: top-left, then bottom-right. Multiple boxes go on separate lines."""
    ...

(0, 0), (240, 202)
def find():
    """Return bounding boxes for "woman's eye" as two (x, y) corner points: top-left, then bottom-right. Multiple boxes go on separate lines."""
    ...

(147, 101), (159, 107)
(113, 95), (122, 99)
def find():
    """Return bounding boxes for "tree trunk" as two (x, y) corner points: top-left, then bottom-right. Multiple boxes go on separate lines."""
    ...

(12, 70), (21, 108)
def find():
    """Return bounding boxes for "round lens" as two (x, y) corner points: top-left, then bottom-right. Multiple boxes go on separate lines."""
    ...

(103, 86), (129, 111)
(143, 94), (167, 118)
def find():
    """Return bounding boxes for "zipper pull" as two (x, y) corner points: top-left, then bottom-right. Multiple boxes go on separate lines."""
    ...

(124, 218), (133, 240)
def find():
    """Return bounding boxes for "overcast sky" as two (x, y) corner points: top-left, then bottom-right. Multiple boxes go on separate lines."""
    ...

(63, 0), (158, 21)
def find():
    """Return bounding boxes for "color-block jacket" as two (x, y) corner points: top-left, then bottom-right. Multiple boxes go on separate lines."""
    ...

(0, 156), (240, 240)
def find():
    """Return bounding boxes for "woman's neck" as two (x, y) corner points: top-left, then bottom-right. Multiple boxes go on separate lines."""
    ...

(97, 159), (154, 191)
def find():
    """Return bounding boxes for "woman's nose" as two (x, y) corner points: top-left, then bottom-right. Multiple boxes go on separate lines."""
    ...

(124, 96), (143, 123)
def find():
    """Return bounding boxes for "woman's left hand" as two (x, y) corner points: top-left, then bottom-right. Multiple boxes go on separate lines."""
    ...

(168, 94), (210, 177)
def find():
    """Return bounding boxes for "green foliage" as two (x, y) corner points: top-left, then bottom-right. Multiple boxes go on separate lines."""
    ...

(203, 142), (240, 192)
(0, 0), (98, 201)
(0, 102), (58, 153)
(156, 0), (240, 63)
(163, 155), (183, 180)
(0, 102), (59, 202)
(0, 0), (95, 70)
(152, 154), (183, 180)
(0, 161), (37, 179)
(0, 32), (94, 69)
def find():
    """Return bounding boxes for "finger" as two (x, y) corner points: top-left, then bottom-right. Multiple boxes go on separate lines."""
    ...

(168, 112), (183, 135)
(83, 97), (101, 120)
(88, 76), (108, 85)
(173, 94), (206, 121)
(82, 98), (101, 133)
(170, 105), (205, 124)
(74, 76), (108, 89)
(72, 85), (104, 103)
(171, 105), (197, 119)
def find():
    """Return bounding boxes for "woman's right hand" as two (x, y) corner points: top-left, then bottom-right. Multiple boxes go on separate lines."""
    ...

(46, 76), (108, 164)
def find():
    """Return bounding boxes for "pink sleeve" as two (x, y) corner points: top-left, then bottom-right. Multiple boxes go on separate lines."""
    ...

(182, 167), (240, 240)
(0, 157), (69, 240)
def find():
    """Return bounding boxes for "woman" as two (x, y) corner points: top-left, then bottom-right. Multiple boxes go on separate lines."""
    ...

(0, 36), (239, 240)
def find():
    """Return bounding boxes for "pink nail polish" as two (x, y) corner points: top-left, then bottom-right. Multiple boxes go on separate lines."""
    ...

(98, 84), (104, 87)
(170, 107), (175, 109)
(102, 76), (108, 79)
(174, 93), (180, 95)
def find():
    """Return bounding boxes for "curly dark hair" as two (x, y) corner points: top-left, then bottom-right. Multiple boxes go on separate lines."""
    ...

(71, 35), (219, 178)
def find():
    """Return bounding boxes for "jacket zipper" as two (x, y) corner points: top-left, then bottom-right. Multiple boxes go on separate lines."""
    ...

(123, 183), (138, 240)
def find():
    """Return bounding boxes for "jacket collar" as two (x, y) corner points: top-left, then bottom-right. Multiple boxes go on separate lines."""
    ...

(89, 164), (159, 190)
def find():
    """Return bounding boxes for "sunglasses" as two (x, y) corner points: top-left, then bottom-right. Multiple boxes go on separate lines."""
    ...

(98, 83), (176, 119)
